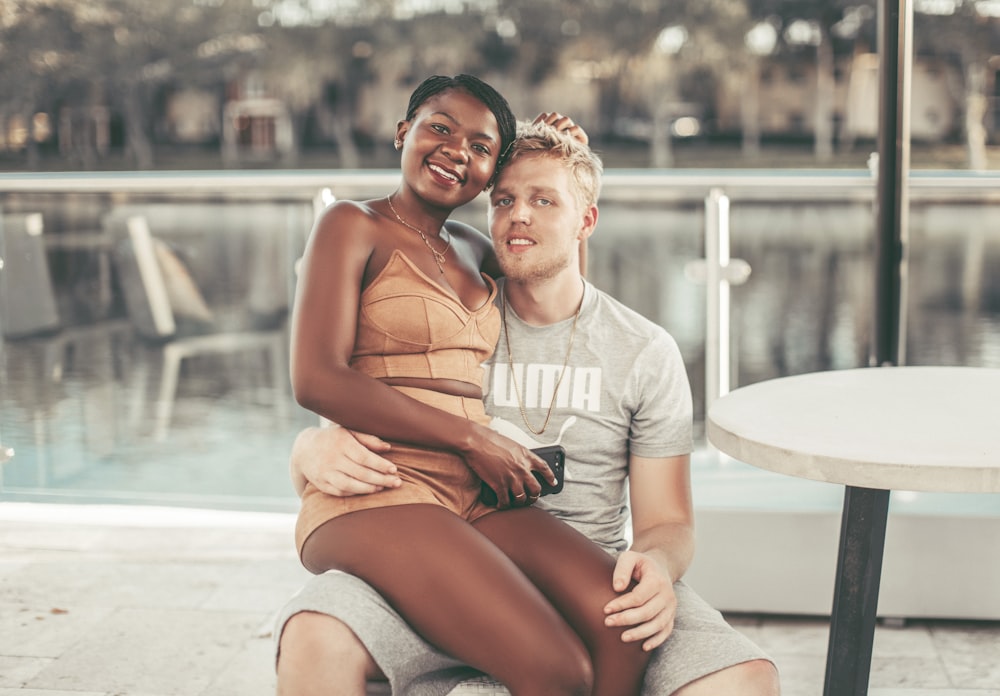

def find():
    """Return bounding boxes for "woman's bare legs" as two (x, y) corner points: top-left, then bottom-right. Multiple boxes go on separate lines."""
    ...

(473, 507), (652, 696)
(301, 504), (592, 696)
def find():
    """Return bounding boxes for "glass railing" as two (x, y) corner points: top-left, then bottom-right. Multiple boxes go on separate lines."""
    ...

(1, 169), (998, 513)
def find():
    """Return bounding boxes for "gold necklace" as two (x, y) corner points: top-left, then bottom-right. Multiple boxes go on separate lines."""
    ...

(385, 195), (451, 274)
(501, 284), (584, 435)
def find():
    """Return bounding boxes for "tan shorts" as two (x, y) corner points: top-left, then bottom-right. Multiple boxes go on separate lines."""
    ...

(295, 386), (497, 556)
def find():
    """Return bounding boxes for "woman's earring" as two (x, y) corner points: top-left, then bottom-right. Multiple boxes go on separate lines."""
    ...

(394, 139), (402, 150)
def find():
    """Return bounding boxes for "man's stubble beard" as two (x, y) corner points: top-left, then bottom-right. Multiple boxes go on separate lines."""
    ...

(498, 251), (574, 284)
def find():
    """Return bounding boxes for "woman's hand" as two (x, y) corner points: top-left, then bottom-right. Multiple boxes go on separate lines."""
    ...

(533, 112), (589, 145)
(461, 425), (557, 509)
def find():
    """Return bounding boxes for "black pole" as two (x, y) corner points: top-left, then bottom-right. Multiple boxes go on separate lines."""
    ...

(872, 0), (911, 367)
(823, 486), (892, 696)
(822, 4), (911, 694)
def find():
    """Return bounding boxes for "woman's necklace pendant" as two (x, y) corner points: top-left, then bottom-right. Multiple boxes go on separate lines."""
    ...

(386, 195), (451, 274)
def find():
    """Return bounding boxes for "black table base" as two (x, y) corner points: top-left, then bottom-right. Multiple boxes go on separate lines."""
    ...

(824, 485), (892, 696)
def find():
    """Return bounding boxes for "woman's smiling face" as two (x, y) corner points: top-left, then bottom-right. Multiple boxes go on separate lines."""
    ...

(396, 88), (501, 209)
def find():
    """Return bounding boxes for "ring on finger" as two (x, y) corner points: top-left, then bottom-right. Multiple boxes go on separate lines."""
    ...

(514, 492), (526, 499)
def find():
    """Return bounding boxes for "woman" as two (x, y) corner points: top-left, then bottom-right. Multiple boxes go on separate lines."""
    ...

(290, 74), (648, 695)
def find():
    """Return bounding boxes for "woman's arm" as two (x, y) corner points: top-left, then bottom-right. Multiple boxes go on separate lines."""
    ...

(290, 202), (553, 504)
(292, 201), (478, 449)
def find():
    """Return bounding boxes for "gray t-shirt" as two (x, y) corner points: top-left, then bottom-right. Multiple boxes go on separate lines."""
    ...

(484, 279), (693, 553)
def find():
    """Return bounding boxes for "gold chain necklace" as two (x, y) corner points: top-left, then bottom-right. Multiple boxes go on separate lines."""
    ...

(385, 195), (451, 274)
(501, 284), (584, 435)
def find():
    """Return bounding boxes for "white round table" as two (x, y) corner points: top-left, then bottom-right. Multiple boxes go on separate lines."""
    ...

(707, 366), (1000, 696)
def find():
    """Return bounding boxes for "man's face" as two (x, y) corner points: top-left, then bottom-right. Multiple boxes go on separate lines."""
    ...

(488, 152), (596, 283)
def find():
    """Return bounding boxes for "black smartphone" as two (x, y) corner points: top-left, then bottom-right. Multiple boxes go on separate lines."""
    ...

(480, 445), (566, 506)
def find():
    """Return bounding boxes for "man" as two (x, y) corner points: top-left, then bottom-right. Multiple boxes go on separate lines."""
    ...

(276, 121), (779, 696)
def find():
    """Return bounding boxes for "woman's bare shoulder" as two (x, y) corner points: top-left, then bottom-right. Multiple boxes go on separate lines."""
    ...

(308, 199), (391, 259)
(313, 199), (382, 236)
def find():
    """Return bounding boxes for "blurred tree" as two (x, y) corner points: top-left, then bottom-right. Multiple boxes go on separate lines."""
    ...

(478, 0), (580, 85)
(76, 0), (251, 169)
(610, 0), (750, 167)
(3, 0), (993, 171)
(244, 0), (386, 167)
(480, 0), (751, 166)
(0, 0), (264, 169)
(0, 0), (83, 169)
(914, 0), (999, 169)
(742, 18), (780, 157)
(746, 0), (867, 161)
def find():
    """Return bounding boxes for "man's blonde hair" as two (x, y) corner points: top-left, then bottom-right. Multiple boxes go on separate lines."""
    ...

(505, 120), (604, 207)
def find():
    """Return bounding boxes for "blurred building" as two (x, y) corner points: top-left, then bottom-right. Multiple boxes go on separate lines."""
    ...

(714, 52), (961, 144)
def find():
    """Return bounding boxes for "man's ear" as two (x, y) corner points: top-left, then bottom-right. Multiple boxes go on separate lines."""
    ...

(578, 203), (599, 241)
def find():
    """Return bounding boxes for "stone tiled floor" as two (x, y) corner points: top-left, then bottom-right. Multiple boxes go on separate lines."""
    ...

(1, 503), (998, 696)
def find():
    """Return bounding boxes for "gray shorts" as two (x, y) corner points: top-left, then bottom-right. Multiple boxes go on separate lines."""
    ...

(274, 571), (773, 695)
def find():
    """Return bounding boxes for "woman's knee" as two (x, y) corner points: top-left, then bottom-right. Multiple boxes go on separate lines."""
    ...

(552, 579), (651, 682)
(603, 629), (653, 671)
(485, 616), (592, 696)
(523, 639), (594, 696)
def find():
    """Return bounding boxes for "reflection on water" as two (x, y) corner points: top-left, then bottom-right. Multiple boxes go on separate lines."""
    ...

(1, 191), (998, 512)
(0, 321), (309, 511)
(582, 199), (1000, 441)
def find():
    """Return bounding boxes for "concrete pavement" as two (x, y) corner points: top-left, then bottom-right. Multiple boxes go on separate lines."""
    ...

(1, 503), (998, 696)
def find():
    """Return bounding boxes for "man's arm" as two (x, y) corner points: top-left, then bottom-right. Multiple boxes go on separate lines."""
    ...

(290, 425), (401, 498)
(602, 453), (695, 651)
(625, 453), (695, 580)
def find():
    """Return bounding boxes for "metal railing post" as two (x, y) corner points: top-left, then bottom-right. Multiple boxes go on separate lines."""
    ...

(694, 189), (751, 418)
(705, 189), (727, 412)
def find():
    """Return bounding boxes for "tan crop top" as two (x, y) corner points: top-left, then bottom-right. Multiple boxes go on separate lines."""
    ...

(350, 250), (500, 387)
